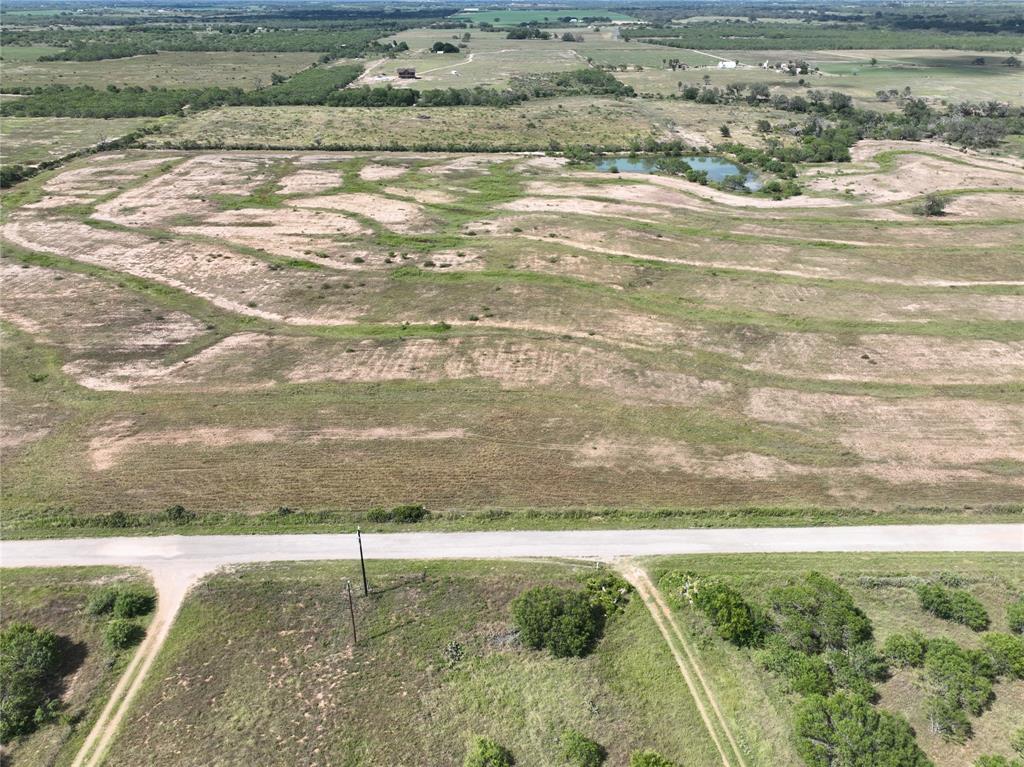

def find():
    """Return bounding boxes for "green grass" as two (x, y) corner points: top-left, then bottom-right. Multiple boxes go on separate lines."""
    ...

(0, 567), (153, 767)
(0, 116), (156, 167)
(101, 559), (717, 766)
(451, 9), (635, 24)
(645, 552), (1024, 767)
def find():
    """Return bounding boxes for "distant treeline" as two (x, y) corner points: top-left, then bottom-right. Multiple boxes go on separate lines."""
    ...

(6, 26), (404, 61)
(2, 68), (633, 118)
(625, 21), (1024, 52)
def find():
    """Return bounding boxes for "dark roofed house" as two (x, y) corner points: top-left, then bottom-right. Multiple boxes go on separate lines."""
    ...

(397, 68), (417, 79)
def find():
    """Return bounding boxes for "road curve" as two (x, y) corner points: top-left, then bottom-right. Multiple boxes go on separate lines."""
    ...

(3, 524), (1022, 571)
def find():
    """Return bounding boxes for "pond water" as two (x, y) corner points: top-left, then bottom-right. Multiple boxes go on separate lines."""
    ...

(596, 155), (763, 191)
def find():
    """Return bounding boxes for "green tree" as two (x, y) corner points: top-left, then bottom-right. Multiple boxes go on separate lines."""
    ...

(511, 586), (602, 658)
(629, 751), (678, 767)
(1007, 596), (1024, 634)
(0, 622), (61, 741)
(795, 692), (932, 767)
(561, 729), (605, 767)
(769, 572), (873, 653)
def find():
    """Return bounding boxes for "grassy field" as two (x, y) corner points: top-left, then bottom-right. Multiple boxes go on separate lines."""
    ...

(0, 44), (65, 62)
(101, 559), (716, 766)
(0, 50), (326, 91)
(140, 97), (792, 151)
(0, 143), (1021, 531)
(645, 552), (1024, 767)
(0, 116), (156, 167)
(0, 566), (153, 767)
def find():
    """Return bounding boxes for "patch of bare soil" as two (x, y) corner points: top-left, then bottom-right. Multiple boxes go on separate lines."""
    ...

(42, 156), (180, 200)
(807, 146), (1024, 203)
(276, 169), (344, 195)
(500, 196), (663, 222)
(421, 156), (507, 175)
(573, 438), (801, 480)
(943, 192), (1024, 219)
(382, 186), (457, 204)
(743, 332), (1024, 385)
(88, 421), (467, 470)
(92, 154), (276, 227)
(291, 193), (428, 233)
(745, 387), (1024, 486)
(358, 163), (409, 181)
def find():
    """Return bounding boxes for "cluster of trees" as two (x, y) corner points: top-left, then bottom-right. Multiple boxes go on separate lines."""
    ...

(431, 41), (461, 53)
(18, 25), (405, 61)
(661, 570), (932, 764)
(623, 20), (1023, 52)
(464, 730), (676, 767)
(506, 25), (552, 40)
(86, 584), (156, 651)
(509, 69), (635, 99)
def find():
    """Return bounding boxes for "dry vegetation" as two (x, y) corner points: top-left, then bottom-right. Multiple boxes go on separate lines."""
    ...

(1, 143), (1023, 526)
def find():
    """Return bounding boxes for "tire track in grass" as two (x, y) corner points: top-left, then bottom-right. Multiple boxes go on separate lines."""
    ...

(619, 562), (747, 767)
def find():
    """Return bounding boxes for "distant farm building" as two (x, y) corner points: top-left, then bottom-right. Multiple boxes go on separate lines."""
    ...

(397, 68), (417, 79)
(717, 60), (737, 69)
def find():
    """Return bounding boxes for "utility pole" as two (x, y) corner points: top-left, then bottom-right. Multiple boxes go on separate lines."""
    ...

(357, 527), (368, 596)
(345, 579), (357, 645)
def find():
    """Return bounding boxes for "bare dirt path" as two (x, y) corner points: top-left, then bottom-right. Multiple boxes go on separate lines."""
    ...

(620, 562), (746, 767)
(2, 524), (1020, 765)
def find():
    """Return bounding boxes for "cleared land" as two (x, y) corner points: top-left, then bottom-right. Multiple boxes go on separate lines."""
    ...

(0, 116), (155, 167)
(646, 552), (1024, 767)
(0, 566), (152, 766)
(1, 143), (1022, 530)
(0, 50), (325, 90)
(100, 559), (716, 766)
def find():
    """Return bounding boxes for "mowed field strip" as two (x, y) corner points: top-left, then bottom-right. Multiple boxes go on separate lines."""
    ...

(1, 144), (1023, 523)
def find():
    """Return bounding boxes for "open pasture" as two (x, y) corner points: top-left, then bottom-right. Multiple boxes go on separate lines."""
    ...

(0, 116), (154, 167)
(0, 50), (325, 91)
(1, 142), (1022, 528)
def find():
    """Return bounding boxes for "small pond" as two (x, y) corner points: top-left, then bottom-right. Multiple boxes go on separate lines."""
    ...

(596, 155), (763, 191)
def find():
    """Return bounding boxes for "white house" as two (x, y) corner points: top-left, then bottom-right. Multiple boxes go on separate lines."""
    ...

(717, 60), (737, 69)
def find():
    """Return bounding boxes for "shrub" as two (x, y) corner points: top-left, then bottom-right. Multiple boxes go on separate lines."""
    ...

(560, 729), (605, 767)
(464, 736), (513, 767)
(914, 192), (947, 216)
(975, 757), (1024, 767)
(883, 630), (928, 668)
(629, 750), (678, 767)
(796, 692), (931, 766)
(85, 587), (119, 616)
(980, 632), (1024, 678)
(511, 586), (603, 658)
(580, 571), (632, 615)
(756, 636), (834, 696)
(1013, 726), (1024, 758)
(917, 583), (989, 631)
(366, 504), (429, 523)
(769, 572), (873, 653)
(103, 619), (144, 652)
(0, 622), (61, 741)
(923, 638), (995, 718)
(112, 588), (156, 619)
(164, 504), (196, 524)
(692, 581), (767, 647)
(1008, 596), (1024, 634)
(926, 694), (972, 741)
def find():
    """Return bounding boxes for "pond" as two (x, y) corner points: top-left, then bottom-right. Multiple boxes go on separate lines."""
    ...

(595, 155), (763, 191)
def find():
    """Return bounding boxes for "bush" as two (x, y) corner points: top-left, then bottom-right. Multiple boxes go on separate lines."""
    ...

(923, 638), (995, 719)
(795, 692), (931, 766)
(85, 587), (119, 616)
(926, 694), (972, 742)
(917, 583), (990, 631)
(164, 504), (196, 524)
(914, 192), (947, 216)
(980, 632), (1024, 678)
(0, 622), (61, 741)
(560, 729), (605, 767)
(366, 504), (429, 524)
(1013, 726), (1024, 758)
(580, 571), (632, 615)
(464, 736), (514, 767)
(629, 751), (678, 767)
(692, 581), (767, 647)
(756, 636), (834, 696)
(103, 619), (144, 652)
(975, 757), (1024, 767)
(769, 572), (873, 653)
(511, 586), (603, 658)
(112, 588), (156, 619)
(883, 630), (928, 668)
(1008, 596), (1024, 634)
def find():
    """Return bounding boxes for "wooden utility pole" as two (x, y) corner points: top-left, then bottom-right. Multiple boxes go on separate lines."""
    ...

(357, 527), (369, 596)
(345, 579), (357, 645)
